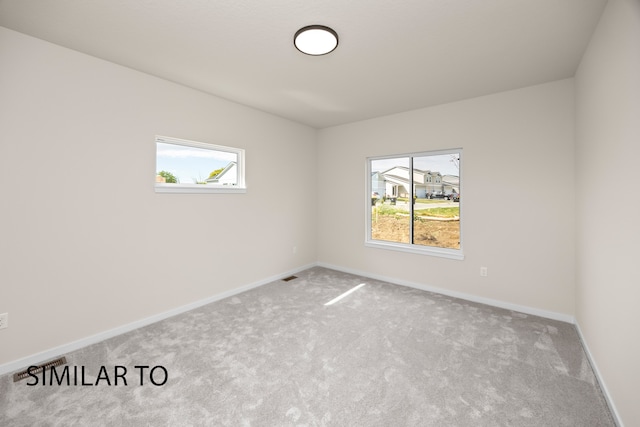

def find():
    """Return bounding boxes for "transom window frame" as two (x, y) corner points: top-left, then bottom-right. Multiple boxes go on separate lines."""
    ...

(154, 135), (246, 194)
(365, 148), (464, 260)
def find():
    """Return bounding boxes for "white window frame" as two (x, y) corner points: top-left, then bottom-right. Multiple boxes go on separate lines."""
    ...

(365, 148), (464, 260)
(154, 135), (246, 194)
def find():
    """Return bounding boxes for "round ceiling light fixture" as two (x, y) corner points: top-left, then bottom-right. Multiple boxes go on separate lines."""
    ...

(294, 25), (339, 56)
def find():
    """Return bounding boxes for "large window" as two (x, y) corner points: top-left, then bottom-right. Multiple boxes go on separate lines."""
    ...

(366, 149), (463, 260)
(155, 136), (246, 194)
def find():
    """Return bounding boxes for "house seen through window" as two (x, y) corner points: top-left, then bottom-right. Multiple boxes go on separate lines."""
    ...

(155, 136), (245, 193)
(367, 149), (462, 259)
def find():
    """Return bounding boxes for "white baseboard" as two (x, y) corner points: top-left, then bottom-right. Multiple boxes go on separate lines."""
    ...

(574, 322), (624, 427)
(0, 263), (316, 377)
(316, 262), (575, 323)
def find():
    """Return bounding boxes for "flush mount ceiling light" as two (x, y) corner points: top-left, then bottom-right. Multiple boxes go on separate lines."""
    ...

(294, 25), (339, 56)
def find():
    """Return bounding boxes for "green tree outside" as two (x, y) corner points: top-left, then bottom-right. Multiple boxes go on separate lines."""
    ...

(208, 168), (224, 179)
(157, 170), (178, 183)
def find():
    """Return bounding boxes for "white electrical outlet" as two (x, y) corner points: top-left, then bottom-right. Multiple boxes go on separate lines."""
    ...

(480, 267), (488, 277)
(293, 246), (298, 254)
(0, 313), (8, 330)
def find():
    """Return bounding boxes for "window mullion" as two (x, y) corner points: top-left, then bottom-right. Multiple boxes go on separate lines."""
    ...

(409, 156), (414, 244)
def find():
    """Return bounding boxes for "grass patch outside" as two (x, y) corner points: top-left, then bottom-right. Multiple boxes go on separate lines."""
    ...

(415, 207), (459, 218)
(397, 197), (448, 204)
(374, 205), (459, 219)
(375, 205), (406, 216)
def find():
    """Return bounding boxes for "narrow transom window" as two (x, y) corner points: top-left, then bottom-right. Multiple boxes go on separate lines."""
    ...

(155, 136), (246, 194)
(367, 149), (463, 260)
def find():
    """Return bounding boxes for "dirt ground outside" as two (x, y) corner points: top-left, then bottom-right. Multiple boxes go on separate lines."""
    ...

(371, 215), (460, 249)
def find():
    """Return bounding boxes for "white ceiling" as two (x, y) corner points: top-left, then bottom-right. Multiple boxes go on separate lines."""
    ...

(0, 0), (607, 128)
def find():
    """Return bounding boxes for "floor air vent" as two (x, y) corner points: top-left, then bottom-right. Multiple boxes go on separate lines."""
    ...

(13, 356), (67, 382)
(282, 275), (298, 282)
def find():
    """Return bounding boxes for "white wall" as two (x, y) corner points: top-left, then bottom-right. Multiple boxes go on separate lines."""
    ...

(0, 27), (317, 366)
(575, 0), (640, 424)
(317, 79), (576, 316)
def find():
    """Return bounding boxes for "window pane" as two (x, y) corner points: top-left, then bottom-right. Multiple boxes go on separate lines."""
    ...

(412, 153), (460, 249)
(368, 151), (461, 255)
(370, 157), (410, 244)
(156, 142), (238, 185)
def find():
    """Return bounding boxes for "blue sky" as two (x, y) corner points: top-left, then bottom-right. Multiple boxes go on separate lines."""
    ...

(156, 142), (236, 184)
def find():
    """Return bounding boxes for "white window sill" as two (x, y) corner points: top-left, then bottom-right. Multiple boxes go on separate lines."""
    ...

(155, 184), (247, 194)
(365, 240), (464, 260)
